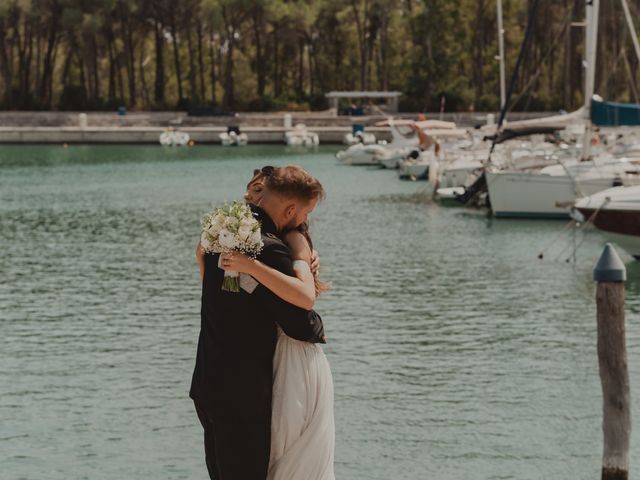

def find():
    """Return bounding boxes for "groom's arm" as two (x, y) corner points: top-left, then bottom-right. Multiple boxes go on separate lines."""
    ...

(253, 241), (326, 344)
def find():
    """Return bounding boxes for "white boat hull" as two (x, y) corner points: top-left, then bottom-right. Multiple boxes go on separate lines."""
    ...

(486, 171), (640, 219)
(378, 157), (400, 169)
(398, 162), (428, 179)
(343, 132), (377, 145)
(336, 144), (382, 166)
(284, 124), (319, 146)
(159, 131), (190, 146)
(436, 186), (466, 205)
(439, 164), (481, 188)
(219, 132), (248, 146)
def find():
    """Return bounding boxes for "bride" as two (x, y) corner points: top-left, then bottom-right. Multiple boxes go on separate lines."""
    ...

(197, 167), (335, 480)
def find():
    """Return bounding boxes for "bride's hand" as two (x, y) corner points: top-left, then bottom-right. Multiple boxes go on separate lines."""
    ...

(220, 252), (255, 275)
(310, 249), (320, 276)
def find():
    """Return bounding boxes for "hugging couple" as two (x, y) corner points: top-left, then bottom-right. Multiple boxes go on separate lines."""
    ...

(190, 165), (335, 480)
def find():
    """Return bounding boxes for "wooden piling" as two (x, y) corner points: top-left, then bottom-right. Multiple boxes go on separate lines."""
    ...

(594, 243), (629, 480)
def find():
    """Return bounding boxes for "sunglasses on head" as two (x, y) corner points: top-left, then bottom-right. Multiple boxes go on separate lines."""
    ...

(253, 165), (275, 177)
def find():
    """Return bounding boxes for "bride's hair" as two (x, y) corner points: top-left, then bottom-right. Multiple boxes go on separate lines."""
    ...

(249, 165), (330, 296)
(246, 165), (274, 189)
(296, 221), (331, 296)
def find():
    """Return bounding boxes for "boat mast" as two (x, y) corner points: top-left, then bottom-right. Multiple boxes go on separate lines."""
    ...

(620, 0), (640, 65)
(581, 0), (600, 161)
(496, 0), (507, 110)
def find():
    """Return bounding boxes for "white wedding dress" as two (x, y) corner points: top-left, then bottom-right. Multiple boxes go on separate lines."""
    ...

(268, 269), (335, 480)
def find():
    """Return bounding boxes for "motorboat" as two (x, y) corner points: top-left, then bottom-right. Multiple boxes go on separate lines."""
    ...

(574, 184), (640, 259)
(343, 130), (378, 145)
(435, 186), (466, 205)
(337, 118), (417, 167)
(219, 127), (248, 146)
(159, 128), (190, 146)
(284, 124), (319, 146)
(397, 150), (433, 180)
(370, 118), (421, 167)
(336, 142), (386, 166)
(376, 123), (468, 168)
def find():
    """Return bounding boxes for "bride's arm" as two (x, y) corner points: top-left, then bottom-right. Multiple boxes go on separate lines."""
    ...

(221, 231), (316, 310)
(196, 241), (205, 281)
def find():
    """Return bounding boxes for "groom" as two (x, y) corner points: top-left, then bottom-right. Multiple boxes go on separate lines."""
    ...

(190, 165), (326, 480)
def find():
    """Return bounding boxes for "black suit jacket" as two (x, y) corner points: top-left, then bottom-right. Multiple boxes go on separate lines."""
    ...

(189, 205), (325, 479)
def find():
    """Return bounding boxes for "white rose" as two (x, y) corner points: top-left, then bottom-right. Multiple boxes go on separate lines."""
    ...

(218, 229), (238, 249)
(213, 213), (225, 226)
(207, 223), (221, 237)
(200, 235), (211, 251)
(249, 229), (262, 246)
(240, 217), (255, 227)
(238, 225), (252, 241)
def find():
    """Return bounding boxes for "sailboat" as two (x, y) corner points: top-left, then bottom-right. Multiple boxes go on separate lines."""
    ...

(485, 0), (640, 218)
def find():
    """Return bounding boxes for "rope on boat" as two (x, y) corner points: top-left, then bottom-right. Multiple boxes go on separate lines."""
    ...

(537, 197), (611, 262)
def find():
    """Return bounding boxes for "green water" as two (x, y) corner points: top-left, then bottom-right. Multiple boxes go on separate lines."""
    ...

(1, 145), (640, 479)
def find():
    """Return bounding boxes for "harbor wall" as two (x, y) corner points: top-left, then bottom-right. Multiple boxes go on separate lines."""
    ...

(0, 111), (560, 144)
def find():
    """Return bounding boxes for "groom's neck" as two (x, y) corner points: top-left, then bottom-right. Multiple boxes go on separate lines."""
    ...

(256, 200), (283, 232)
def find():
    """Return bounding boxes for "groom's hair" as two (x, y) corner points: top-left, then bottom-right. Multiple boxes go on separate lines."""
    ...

(265, 165), (325, 203)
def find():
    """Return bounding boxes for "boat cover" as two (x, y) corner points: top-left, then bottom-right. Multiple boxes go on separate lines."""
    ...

(592, 99), (640, 126)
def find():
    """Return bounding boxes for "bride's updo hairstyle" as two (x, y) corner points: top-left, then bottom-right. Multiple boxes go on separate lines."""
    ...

(264, 165), (325, 204)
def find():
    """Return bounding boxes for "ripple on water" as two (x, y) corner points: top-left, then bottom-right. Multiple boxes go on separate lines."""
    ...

(1, 146), (638, 479)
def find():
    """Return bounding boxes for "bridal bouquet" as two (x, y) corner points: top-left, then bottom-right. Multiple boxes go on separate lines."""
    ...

(200, 202), (264, 292)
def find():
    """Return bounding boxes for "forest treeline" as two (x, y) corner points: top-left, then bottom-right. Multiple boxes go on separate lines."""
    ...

(1, 0), (639, 112)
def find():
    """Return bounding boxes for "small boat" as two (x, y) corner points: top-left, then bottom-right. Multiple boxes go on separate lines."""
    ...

(376, 121), (467, 169)
(397, 150), (432, 180)
(370, 119), (421, 167)
(159, 128), (190, 146)
(435, 186), (466, 205)
(336, 143), (386, 166)
(219, 126), (248, 146)
(574, 185), (640, 259)
(284, 124), (319, 146)
(343, 130), (378, 145)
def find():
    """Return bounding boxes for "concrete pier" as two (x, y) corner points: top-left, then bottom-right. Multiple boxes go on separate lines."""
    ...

(0, 125), (387, 144)
(0, 110), (559, 144)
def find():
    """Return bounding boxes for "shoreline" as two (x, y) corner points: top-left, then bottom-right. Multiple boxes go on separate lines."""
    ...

(0, 110), (559, 144)
(0, 126), (380, 145)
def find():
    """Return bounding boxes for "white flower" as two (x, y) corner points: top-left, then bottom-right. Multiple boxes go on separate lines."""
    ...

(200, 234), (211, 251)
(238, 225), (252, 241)
(224, 217), (239, 230)
(249, 229), (262, 245)
(240, 216), (256, 227)
(218, 229), (238, 249)
(200, 201), (263, 259)
(213, 213), (225, 227)
(207, 222), (221, 237)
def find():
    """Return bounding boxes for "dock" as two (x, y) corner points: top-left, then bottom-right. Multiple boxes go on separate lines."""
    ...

(0, 111), (558, 144)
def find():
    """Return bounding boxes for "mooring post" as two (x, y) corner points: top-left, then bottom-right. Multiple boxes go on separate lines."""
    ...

(593, 243), (630, 480)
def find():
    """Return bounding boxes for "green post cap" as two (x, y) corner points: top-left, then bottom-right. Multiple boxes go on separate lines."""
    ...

(593, 243), (626, 282)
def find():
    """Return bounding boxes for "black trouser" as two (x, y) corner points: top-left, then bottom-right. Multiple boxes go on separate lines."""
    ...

(194, 400), (271, 480)
(195, 403), (220, 479)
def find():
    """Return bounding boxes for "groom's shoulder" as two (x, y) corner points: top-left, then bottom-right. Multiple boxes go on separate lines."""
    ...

(259, 233), (292, 265)
(262, 231), (287, 248)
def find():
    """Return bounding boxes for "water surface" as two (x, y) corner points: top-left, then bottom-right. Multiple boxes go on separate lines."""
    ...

(1, 145), (639, 479)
